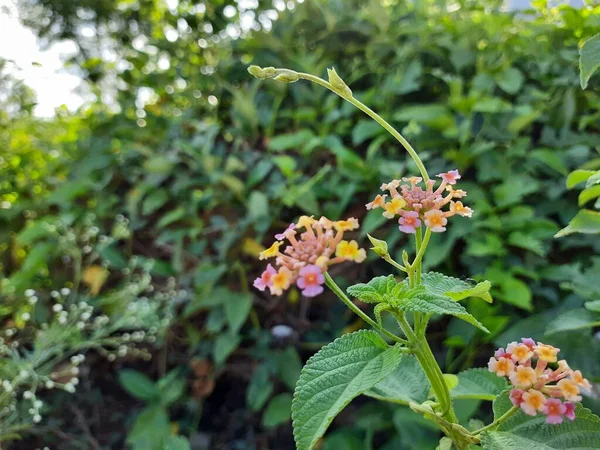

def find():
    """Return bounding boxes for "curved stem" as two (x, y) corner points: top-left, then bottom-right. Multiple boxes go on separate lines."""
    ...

(270, 69), (429, 181)
(324, 272), (409, 345)
(382, 254), (408, 274)
(473, 406), (519, 436)
(412, 227), (431, 272)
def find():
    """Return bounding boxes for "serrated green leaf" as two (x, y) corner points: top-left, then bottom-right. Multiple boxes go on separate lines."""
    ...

(347, 275), (396, 304)
(579, 33), (600, 89)
(292, 330), (402, 450)
(481, 391), (600, 449)
(545, 308), (600, 335)
(364, 355), (429, 405)
(419, 272), (493, 303)
(451, 368), (508, 401)
(555, 209), (600, 237)
(397, 287), (489, 333)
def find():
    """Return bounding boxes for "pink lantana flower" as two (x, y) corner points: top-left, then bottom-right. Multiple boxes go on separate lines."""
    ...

(254, 216), (366, 297)
(296, 265), (325, 297)
(398, 211), (421, 234)
(423, 209), (447, 232)
(489, 337), (591, 424)
(253, 264), (277, 291)
(544, 398), (567, 424)
(275, 223), (295, 241)
(437, 169), (461, 185)
(509, 388), (525, 406)
(564, 402), (576, 421)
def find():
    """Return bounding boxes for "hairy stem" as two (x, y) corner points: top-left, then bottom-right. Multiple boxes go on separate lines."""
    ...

(324, 273), (409, 345)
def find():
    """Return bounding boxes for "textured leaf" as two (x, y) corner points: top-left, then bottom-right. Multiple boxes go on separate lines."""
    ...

(545, 308), (600, 335)
(481, 391), (600, 449)
(419, 272), (493, 303)
(364, 355), (429, 405)
(292, 330), (402, 450)
(579, 33), (600, 89)
(397, 287), (489, 333)
(451, 368), (508, 401)
(347, 275), (396, 304)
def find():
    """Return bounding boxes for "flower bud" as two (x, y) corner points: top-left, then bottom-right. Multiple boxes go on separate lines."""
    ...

(274, 72), (299, 83)
(327, 67), (352, 98)
(247, 65), (266, 78)
(367, 234), (388, 258)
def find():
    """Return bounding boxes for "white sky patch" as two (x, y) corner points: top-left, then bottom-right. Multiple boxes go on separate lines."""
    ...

(0, 0), (84, 117)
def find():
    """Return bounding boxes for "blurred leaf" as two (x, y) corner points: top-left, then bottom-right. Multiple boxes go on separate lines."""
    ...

(224, 292), (252, 334)
(247, 363), (274, 411)
(451, 368), (508, 401)
(546, 308), (600, 335)
(555, 209), (600, 237)
(579, 33), (600, 89)
(82, 265), (110, 295)
(118, 370), (159, 401)
(262, 393), (292, 428)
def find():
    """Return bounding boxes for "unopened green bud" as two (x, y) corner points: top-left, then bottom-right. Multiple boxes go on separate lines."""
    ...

(402, 250), (410, 267)
(247, 65), (266, 78)
(274, 71), (299, 83)
(367, 234), (388, 258)
(327, 67), (352, 98)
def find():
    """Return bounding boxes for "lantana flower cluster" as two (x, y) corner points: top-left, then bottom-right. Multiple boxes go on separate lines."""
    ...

(488, 338), (591, 424)
(254, 216), (366, 297)
(366, 170), (472, 234)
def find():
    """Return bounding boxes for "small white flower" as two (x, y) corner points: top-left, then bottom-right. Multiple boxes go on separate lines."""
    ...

(23, 391), (33, 399)
(19, 370), (29, 378)
(51, 291), (59, 298)
(24, 289), (35, 297)
(64, 383), (75, 393)
(45, 381), (55, 389)
(71, 367), (79, 375)
(34, 400), (43, 408)
(60, 288), (71, 296)
(80, 312), (91, 321)
(58, 316), (67, 325)
(76, 322), (85, 330)
(21, 313), (31, 321)
(33, 414), (42, 423)
(70, 377), (79, 386)
(28, 296), (38, 305)
(52, 304), (63, 312)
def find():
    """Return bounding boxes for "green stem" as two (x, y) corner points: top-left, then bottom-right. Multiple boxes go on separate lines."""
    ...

(393, 312), (457, 423)
(269, 69), (429, 181)
(324, 273), (409, 345)
(472, 406), (519, 436)
(412, 227), (431, 273)
(382, 254), (408, 274)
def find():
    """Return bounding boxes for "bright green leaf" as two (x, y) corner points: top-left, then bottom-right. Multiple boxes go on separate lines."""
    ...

(579, 185), (600, 206)
(555, 209), (600, 237)
(347, 275), (396, 304)
(292, 330), (402, 450)
(566, 170), (595, 189)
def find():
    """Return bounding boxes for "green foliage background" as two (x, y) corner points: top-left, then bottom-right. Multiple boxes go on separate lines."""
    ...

(2, 0), (600, 448)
